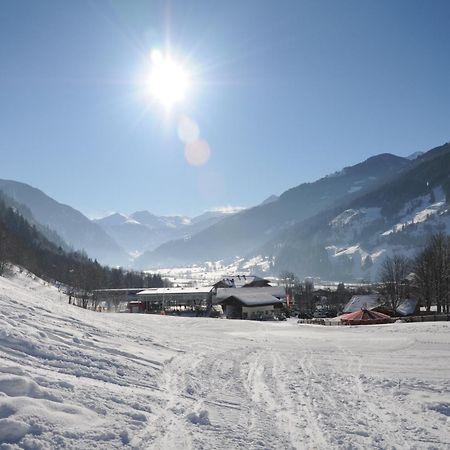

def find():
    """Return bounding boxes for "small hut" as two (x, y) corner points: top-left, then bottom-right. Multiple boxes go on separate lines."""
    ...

(340, 308), (392, 325)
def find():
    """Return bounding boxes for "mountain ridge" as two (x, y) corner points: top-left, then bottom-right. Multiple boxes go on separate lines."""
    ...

(135, 152), (412, 269)
(255, 142), (450, 281)
(94, 208), (241, 257)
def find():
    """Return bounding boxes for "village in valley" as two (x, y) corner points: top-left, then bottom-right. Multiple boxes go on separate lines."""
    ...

(88, 231), (450, 328)
(90, 268), (447, 326)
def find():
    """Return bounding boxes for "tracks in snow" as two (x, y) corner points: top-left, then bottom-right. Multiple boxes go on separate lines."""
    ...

(134, 329), (448, 449)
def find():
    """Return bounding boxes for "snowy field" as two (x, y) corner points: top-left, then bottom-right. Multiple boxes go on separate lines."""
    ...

(1, 269), (450, 449)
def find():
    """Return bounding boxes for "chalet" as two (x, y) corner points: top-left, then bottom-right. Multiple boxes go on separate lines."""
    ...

(215, 286), (285, 320)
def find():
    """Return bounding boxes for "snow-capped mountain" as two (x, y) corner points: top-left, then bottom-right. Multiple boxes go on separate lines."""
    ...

(95, 209), (240, 257)
(257, 143), (450, 281)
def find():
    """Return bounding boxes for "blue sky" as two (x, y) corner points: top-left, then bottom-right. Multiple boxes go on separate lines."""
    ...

(1, 0), (449, 218)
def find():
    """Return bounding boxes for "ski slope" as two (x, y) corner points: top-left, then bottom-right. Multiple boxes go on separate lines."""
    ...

(0, 268), (449, 449)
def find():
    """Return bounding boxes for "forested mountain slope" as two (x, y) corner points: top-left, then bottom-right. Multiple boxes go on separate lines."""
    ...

(261, 143), (450, 280)
(0, 180), (128, 266)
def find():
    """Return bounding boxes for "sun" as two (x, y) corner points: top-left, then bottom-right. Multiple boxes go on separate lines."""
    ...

(148, 49), (190, 110)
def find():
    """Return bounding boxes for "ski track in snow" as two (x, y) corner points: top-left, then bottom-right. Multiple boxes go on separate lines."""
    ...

(0, 269), (450, 449)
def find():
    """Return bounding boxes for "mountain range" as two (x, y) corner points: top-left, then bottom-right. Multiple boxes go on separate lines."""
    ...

(134, 152), (412, 268)
(1, 142), (449, 281)
(93, 209), (241, 257)
(133, 144), (450, 281)
(258, 143), (450, 281)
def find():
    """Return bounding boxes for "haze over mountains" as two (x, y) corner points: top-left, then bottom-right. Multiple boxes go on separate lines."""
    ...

(1, 142), (449, 281)
(93, 209), (241, 257)
(135, 144), (450, 281)
(136, 152), (412, 268)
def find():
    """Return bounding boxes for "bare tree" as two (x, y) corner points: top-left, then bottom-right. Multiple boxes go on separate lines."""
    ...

(413, 246), (434, 312)
(379, 254), (411, 312)
(303, 278), (315, 313)
(414, 232), (450, 313)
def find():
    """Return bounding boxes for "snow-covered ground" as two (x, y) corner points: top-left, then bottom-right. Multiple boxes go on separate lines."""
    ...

(1, 268), (450, 449)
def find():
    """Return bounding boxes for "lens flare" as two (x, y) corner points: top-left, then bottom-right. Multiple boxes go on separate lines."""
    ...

(184, 139), (211, 166)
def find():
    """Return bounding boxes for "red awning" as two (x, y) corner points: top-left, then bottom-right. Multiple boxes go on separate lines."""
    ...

(340, 308), (391, 325)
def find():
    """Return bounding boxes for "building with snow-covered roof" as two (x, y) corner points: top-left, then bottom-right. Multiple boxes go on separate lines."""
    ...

(215, 286), (285, 320)
(135, 286), (213, 312)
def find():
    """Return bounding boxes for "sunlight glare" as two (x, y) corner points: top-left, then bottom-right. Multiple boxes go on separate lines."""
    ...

(148, 49), (190, 109)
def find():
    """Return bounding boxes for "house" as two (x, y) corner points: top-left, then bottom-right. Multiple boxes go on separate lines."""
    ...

(215, 286), (285, 320)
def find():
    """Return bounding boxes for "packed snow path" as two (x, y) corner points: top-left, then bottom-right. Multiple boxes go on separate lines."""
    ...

(0, 269), (449, 449)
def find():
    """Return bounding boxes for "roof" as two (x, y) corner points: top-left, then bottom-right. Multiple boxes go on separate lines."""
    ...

(342, 294), (382, 313)
(93, 288), (147, 293)
(216, 290), (284, 307)
(215, 286), (285, 303)
(137, 286), (213, 296)
(340, 309), (391, 324)
(212, 275), (270, 288)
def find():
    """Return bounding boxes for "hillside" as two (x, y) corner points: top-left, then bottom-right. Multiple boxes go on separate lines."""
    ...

(0, 195), (163, 291)
(261, 143), (450, 280)
(0, 180), (128, 266)
(0, 191), (69, 252)
(1, 268), (449, 448)
(135, 153), (411, 268)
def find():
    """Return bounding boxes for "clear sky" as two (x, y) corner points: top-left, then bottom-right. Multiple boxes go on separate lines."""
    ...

(1, 0), (449, 218)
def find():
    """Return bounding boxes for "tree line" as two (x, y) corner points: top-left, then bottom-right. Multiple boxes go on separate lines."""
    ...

(0, 195), (164, 306)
